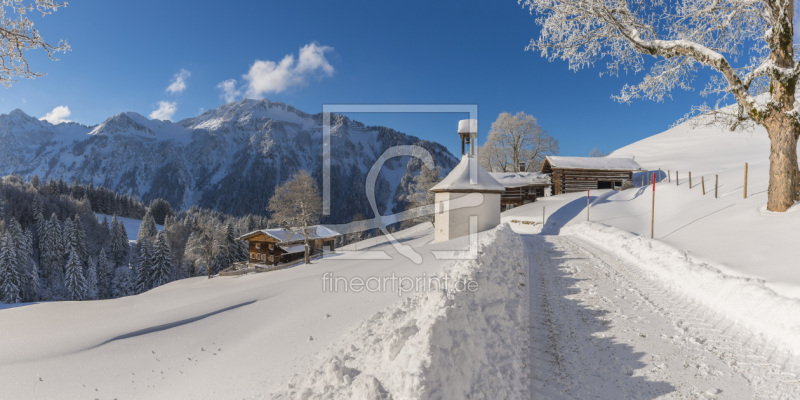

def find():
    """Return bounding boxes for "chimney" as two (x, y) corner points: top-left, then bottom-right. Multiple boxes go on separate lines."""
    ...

(457, 119), (478, 156)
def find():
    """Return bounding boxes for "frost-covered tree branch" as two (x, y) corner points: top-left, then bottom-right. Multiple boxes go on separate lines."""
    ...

(0, 0), (69, 86)
(519, 0), (800, 211)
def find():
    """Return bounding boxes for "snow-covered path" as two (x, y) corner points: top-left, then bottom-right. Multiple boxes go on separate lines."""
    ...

(525, 234), (799, 399)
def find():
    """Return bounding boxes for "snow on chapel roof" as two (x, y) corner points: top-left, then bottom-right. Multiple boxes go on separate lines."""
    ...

(543, 156), (642, 171)
(429, 155), (505, 193)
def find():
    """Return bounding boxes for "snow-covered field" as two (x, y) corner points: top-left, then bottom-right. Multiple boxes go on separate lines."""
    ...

(3, 117), (800, 399)
(0, 223), (530, 399)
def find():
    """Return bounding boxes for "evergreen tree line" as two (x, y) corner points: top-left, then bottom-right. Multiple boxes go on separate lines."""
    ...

(0, 176), (258, 304)
(29, 174), (148, 221)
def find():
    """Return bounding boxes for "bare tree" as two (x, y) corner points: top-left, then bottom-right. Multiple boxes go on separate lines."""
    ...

(520, 0), (799, 211)
(402, 165), (440, 227)
(267, 170), (322, 264)
(0, 0), (69, 86)
(479, 111), (559, 172)
(589, 148), (608, 157)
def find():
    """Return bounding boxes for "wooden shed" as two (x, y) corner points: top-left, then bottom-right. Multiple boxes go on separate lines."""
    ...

(238, 225), (340, 265)
(488, 172), (552, 211)
(542, 156), (641, 195)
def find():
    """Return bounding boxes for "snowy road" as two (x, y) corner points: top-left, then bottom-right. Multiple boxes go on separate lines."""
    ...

(525, 234), (799, 399)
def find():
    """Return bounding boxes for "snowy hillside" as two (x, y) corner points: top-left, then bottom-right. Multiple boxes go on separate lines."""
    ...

(505, 119), (800, 298)
(95, 214), (163, 242)
(0, 223), (528, 399)
(0, 100), (458, 222)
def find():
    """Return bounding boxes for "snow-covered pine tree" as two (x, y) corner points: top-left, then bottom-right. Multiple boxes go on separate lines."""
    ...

(112, 265), (133, 297)
(32, 194), (44, 219)
(134, 240), (153, 294)
(212, 223), (239, 274)
(151, 232), (172, 288)
(137, 211), (157, 245)
(110, 215), (130, 267)
(40, 213), (64, 291)
(97, 248), (112, 299)
(73, 214), (88, 263)
(64, 247), (86, 301)
(62, 218), (75, 257)
(0, 232), (22, 303)
(85, 255), (98, 300)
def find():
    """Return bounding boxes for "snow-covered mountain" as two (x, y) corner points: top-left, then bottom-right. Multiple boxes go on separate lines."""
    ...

(0, 99), (458, 222)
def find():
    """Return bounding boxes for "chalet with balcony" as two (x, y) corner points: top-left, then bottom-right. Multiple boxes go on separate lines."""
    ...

(238, 225), (341, 265)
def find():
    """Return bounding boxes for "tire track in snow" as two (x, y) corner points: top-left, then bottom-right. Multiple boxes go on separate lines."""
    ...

(556, 234), (799, 399)
(523, 233), (797, 399)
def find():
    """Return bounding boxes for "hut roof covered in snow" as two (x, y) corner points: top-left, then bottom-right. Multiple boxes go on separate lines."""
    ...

(238, 225), (341, 243)
(542, 156), (642, 172)
(488, 172), (551, 188)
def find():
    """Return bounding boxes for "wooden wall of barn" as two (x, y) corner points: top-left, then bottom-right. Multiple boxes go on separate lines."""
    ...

(551, 169), (632, 195)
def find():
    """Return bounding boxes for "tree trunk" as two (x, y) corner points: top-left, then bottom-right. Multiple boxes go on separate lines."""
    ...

(762, 0), (800, 211)
(304, 235), (310, 264)
(764, 113), (800, 212)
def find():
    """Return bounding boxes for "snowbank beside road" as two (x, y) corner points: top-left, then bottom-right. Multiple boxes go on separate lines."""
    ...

(563, 222), (800, 369)
(269, 224), (529, 400)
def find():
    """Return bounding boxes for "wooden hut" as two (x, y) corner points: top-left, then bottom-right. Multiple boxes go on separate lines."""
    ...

(488, 172), (551, 211)
(238, 225), (340, 265)
(541, 156), (641, 195)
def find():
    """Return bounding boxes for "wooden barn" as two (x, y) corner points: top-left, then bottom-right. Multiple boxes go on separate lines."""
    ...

(488, 172), (552, 211)
(238, 225), (341, 266)
(542, 156), (641, 195)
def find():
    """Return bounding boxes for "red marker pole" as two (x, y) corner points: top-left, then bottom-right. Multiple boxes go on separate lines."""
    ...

(651, 172), (656, 239)
(587, 189), (590, 221)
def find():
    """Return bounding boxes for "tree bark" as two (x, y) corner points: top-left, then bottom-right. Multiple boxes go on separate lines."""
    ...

(763, 0), (799, 211)
(765, 113), (800, 211)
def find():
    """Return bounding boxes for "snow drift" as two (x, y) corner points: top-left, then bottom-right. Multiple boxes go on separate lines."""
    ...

(269, 224), (529, 400)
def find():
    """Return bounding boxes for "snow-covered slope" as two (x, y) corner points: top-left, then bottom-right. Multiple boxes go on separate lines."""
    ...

(95, 214), (162, 242)
(0, 222), (528, 399)
(0, 100), (458, 222)
(504, 118), (800, 298)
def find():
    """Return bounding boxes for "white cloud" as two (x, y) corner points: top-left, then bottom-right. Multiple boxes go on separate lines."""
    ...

(243, 42), (334, 98)
(166, 69), (191, 94)
(217, 79), (242, 103)
(149, 101), (177, 121)
(40, 105), (71, 124)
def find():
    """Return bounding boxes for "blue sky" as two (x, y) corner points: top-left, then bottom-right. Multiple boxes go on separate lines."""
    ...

(2, 0), (725, 158)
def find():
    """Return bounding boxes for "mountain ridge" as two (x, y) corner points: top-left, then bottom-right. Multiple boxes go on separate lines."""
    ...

(0, 99), (459, 223)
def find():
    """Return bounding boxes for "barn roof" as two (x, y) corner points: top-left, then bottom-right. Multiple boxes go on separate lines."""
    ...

(429, 155), (505, 193)
(542, 156), (642, 172)
(488, 172), (551, 188)
(238, 225), (341, 243)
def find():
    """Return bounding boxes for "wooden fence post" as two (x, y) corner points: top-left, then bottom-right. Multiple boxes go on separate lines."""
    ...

(651, 173), (656, 239)
(542, 206), (545, 225)
(702, 176), (706, 195)
(587, 189), (590, 221)
(676, 171), (679, 186)
(715, 175), (718, 198)
(744, 162), (748, 199)
(668, 170), (671, 183)
(689, 171), (693, 188)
